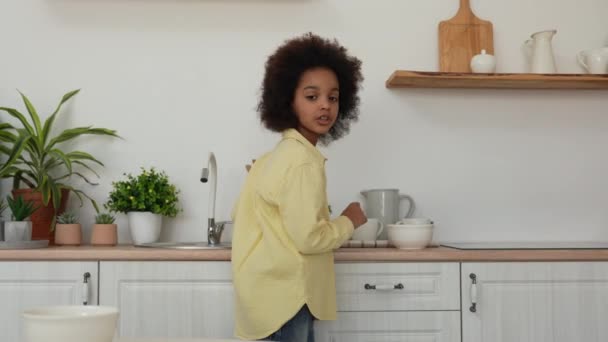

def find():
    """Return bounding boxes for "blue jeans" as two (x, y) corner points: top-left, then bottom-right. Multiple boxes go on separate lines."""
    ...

(263, 305), (315, 342)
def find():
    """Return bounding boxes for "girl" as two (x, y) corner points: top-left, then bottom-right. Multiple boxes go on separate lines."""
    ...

(231, 33), (366, 342)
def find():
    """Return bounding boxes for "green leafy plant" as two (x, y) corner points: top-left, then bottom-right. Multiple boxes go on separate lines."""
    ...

(0, 124), (29, 179)
(105, 167), (181, 217)
(56, 211), (78, 224)
(6, 195), (38, 221)
(0, 89), (120, 213)
(95, 212), (116, 224)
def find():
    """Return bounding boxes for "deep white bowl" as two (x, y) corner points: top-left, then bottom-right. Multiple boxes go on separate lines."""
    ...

(397, 217), (433, 225)
(387, 223), (434, 249)
(22, 305), (118, 342)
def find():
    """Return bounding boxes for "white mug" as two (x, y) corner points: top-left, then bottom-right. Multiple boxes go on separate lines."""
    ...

(577, 48), (608, 74)
(351, 218), (384, 241)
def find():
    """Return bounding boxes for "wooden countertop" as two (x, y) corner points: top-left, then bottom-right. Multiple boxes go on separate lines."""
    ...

(2, 245), (608, 261)
(115, 339), (243, 342)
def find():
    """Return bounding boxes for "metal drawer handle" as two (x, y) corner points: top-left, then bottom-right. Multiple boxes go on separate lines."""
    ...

(364, 283), (404, 291)
(82, 272), (91, 306)
(469, 273), (478, 313)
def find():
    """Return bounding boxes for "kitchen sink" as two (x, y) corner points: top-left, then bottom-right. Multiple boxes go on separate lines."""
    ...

(135, 241), (232, 250)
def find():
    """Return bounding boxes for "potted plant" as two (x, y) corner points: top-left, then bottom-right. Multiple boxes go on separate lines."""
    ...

(90, 212), (117, 246)
(105, 167), (181, 244)
(0, 89), (119, 242)
(54, 211), (82, 246)
(0, 123), (29, 179)
(4, 195), (38, 242)
(1, 118), (30, 242)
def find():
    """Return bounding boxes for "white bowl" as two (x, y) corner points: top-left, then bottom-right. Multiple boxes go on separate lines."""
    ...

(387, 223), (434, 249)
(22, 305), (118, 342)
(397, 217), (433, 225)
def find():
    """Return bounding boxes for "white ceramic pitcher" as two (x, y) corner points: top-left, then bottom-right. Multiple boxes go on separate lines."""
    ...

(577, 47), (608, 74)
(360, 188), (415, 240)
(523, 29), (557, 73)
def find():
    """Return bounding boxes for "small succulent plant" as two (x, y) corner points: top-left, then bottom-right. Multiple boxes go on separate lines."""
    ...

(6, 195), (38, 221)
(57, 211), (79, 224)
(95, 212), (116, 224)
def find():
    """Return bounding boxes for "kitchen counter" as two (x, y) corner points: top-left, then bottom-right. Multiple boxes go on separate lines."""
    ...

(115, 339), (244, 342)
(2, 245), (608, 261)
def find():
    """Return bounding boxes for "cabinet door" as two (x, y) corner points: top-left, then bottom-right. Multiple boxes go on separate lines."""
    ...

(462, 262), (608, 342)
(99, 261), (234, 339)
(315, 311), (460, 342)
(0, 261), (99, 342)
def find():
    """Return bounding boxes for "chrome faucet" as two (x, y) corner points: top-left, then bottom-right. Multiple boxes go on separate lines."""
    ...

(200, 152), (229, 245)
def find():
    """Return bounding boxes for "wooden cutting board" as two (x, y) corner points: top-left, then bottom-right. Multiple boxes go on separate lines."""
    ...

(439, 0), (494, 72)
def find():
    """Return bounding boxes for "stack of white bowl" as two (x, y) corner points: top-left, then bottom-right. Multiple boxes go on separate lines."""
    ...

(387, 218), (434, 250)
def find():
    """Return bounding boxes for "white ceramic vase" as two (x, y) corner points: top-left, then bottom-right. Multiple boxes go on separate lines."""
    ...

(127, 212), (162, 245)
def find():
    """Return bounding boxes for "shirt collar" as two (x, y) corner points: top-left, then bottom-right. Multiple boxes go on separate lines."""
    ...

(282, 129), (327, 163)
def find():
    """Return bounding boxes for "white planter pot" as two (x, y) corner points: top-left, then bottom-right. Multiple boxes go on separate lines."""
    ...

(127, 212), (162, 245)
(3, 221), (32, 242)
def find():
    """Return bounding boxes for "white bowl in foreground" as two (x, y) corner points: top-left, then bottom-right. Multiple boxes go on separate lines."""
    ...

(22, 305), (118, 342)
(387, 223), (434, 249)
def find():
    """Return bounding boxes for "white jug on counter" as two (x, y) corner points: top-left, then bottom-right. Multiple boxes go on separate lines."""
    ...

(523, 29), (557, 73)
(360, 188), (415, 240)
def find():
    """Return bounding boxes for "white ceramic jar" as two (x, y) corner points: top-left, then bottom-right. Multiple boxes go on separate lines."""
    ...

(470, 49), (496, 73)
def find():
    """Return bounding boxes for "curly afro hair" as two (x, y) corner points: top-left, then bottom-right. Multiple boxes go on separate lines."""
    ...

(258, 32), (364, 145)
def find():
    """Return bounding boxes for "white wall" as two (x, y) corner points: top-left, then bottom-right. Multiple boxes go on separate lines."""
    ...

(1, 0), (607, 244)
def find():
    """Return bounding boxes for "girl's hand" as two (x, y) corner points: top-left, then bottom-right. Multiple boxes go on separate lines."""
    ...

(340, 202), (367, 228)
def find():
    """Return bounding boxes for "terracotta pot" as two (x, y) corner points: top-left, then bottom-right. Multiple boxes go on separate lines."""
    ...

(90, 224), (118, 246)
(54, 223), (82, 246)
(12, 189), (69, 244)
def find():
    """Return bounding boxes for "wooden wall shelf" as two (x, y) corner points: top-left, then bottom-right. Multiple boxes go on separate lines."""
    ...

(386, 70), (608, 89)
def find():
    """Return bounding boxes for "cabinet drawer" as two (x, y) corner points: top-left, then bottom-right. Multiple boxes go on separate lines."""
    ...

(315, 311), (460, 342)
(335, 262), (460, 311)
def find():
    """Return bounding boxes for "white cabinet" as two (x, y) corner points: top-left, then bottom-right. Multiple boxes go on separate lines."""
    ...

(315, 262), (461, 342)
(462, 262), (608, 342)
(0, 261), (98, 342)
(315, 311), (460, 342)
(99, 261), (234, 339)
(6, 258), (608, 342)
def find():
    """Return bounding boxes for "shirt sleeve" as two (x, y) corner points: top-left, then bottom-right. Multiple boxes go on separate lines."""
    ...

(230, 199), (239, 222)
(278, 163), (354, 254)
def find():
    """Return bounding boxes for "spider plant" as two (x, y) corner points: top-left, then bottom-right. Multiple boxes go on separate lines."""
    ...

(0, 89), (120, 214)
(0, 122), (29, 178)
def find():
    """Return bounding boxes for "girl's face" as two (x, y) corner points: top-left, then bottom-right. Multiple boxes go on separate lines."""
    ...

(292, 67), (339, 146)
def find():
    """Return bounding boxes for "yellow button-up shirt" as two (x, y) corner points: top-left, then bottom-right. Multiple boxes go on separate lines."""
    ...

(231, 129), (354, 340)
